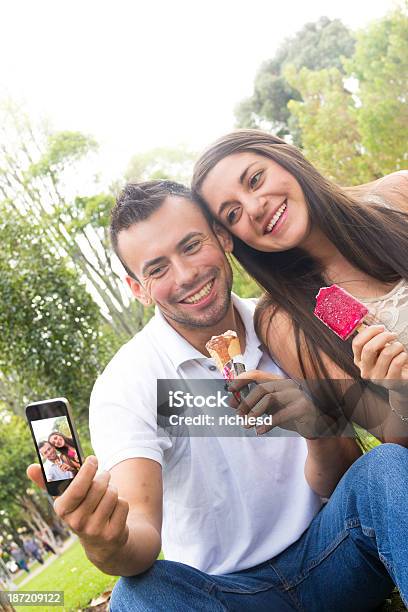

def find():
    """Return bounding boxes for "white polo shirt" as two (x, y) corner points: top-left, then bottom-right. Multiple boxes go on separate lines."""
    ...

(89, 294), (322, 575)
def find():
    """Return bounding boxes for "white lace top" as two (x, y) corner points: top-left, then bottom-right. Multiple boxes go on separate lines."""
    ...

(356, 279), (408, 349)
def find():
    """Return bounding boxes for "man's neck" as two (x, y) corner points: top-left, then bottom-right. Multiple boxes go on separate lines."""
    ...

(163, 303), (247, 357)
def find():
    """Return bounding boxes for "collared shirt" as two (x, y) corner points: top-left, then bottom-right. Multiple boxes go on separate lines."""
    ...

(43, 459), (74, 481)
(90, 294), (322, 575)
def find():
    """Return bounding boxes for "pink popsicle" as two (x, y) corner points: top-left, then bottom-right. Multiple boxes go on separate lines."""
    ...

(314, 284), (369, 340)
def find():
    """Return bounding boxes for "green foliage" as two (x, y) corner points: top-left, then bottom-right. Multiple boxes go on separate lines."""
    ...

(285, 6), (408, 183)
(286, 66), (375, 184)
(29, 131), (98, 177)
(0, 412), (36, 510)
(236, 7), (407, 180)
(345, 6), (408, 176)
(235, 17), (355, 139)
(231, 259), (262, 299)
(0, 203), (115, 424)
(0, 103), (142, 341)
(125, 145), (196, 186)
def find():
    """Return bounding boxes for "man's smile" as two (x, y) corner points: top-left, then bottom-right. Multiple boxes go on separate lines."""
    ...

(179, 278), (216, 306)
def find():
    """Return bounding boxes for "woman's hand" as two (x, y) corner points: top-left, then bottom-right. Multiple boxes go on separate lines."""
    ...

(352, 325), (408, 392)
(228, 370), (342, 438)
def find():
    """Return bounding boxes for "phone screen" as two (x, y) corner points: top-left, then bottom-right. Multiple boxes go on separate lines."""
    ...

(26, 398), (83, 496)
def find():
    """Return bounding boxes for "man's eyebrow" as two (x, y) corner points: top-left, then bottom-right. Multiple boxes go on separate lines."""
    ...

(142, 256), (167, 277)
(177, 231), (204, 248)
(217, 162), (259, 217)
(141, 232), (204, 276)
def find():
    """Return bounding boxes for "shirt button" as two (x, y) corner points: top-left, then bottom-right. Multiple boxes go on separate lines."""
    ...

(209, 365), (217, 371)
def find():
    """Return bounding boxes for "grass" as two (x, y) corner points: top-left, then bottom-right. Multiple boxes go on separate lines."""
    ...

(12, 553), (53, 586)
(14, 540), (118, 612)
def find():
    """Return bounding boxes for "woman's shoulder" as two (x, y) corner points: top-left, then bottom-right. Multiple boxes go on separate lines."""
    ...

(349, 170), (408, 213)
(255, 298), (304, 378)
(255, 297), (348, 380)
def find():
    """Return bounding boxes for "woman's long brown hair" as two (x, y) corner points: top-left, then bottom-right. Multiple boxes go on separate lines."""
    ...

(192, 130), (408, 420)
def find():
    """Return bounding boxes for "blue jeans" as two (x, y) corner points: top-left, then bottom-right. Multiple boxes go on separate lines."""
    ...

(110, 444), (408, 611)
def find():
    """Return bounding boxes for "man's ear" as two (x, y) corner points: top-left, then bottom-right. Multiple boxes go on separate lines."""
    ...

(125, 276), (152, 306)
(212, 220), (234, 253)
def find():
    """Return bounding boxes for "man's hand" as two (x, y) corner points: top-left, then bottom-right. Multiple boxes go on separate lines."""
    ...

(352, 325), (408, 392)
(59, 462), (73, 473)
(27, 456), (129, 564)
(228, 371), (342, 438)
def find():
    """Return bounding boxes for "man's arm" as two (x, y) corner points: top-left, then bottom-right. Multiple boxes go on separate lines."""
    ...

(27, 455), (163, 577)
(304, 438), (362, 498)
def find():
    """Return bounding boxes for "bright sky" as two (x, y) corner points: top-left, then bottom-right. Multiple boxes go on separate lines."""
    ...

(31, 416), (62, 445)
(1, 0), (396, 182)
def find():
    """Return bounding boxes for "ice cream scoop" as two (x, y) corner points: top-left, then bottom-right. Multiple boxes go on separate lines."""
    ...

(314, 284), (369, 341)
(206, 330), (249, 399)
(205, 330), (242, 377)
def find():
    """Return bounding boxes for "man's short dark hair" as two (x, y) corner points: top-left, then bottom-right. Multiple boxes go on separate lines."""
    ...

(110, 180), (212, 279)
(38, 441), (48, 451)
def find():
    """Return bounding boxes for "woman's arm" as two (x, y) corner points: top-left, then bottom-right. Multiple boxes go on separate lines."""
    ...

(257, 306), (408, 446)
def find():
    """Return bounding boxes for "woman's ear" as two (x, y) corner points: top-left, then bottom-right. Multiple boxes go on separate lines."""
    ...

(213, 220), (234, 253)
(125, 276), (153, 306)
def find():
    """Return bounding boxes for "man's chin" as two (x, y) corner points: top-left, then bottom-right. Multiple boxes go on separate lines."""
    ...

(168, 296), (231, 329)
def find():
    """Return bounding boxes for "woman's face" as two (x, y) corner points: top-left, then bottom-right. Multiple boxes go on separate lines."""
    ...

(200, 152), (311, 252)
(49, 434), (64, 448)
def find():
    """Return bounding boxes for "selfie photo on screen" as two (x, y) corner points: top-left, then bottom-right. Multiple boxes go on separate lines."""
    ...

(31, 417), (80, 482)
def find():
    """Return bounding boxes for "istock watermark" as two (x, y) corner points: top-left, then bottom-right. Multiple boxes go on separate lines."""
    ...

(156, 378), (408, 438)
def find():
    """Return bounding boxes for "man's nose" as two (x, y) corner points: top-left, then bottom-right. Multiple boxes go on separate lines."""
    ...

(173, 259), (200, 287)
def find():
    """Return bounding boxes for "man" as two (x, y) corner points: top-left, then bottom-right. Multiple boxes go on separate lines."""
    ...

(38, 441), (74, 481)
(28, 181), (408, 611)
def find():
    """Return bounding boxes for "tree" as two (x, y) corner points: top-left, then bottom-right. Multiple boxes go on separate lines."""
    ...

(284, 6), (408, 184)
(0, 101), (143, 341)
(0, 411), (59, 552)
(345, 5), (408, 176)
(235, 17), (355, 140)
(0, 202), (118, 424)
(124, 145), (196, 185)
(286, 66), (375, 184)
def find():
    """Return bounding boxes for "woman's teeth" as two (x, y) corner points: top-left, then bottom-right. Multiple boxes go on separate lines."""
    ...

(183, 280), (214, 304)
(265, 201), (287, 233)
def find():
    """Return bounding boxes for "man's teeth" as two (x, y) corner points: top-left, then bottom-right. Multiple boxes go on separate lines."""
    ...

(265, 201), (287, 233)
(183, 281), (214, 304)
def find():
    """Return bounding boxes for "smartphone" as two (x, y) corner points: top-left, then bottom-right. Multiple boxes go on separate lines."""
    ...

(26, 397), (84, 496)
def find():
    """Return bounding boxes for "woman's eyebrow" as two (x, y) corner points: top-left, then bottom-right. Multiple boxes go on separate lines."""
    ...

(217, 162), (259, 216)
(239, 161), (258, 186)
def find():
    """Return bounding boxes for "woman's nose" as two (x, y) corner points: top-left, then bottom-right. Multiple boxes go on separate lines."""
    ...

(245, 195), (267, 221)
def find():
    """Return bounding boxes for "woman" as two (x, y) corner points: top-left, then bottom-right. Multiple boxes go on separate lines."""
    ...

(192, 129), (408, 442)
(48, 431), (80, 473)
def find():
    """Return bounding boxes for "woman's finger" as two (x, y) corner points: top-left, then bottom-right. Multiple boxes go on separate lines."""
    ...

(235, 383), (268, 415)
(352, 325), (386, 364)
(371, 342), (406, 380)
(231, 370), (283, 391)
(386, 351), (408, 380)
(359, 331), (399, 373)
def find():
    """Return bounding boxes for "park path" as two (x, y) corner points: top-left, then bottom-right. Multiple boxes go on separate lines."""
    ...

(16, 535), (78, 589)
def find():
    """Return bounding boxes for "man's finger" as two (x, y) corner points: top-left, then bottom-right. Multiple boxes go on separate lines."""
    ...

(27, 464), (46, 490)
(54, 456), (99, 517)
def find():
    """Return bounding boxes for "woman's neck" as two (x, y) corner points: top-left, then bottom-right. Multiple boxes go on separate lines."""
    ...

(299, 226), (342, 270)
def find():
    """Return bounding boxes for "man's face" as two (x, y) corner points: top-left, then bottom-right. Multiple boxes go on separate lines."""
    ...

(118, 196), (234, 329)
(40, 442), (57, 461)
